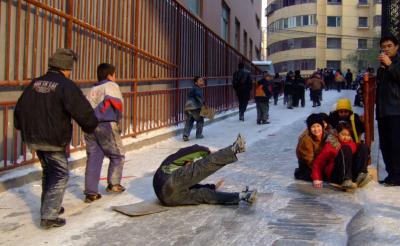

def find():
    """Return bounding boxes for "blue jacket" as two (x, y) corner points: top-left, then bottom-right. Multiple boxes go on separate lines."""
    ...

(184, 85), (204, 111)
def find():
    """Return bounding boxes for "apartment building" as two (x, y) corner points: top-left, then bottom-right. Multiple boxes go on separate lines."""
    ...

(180, 0), (262, 60)
(266, 0), (382, 74)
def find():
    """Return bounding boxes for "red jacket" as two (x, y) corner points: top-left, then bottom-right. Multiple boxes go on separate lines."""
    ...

(311, 135), (357, 181)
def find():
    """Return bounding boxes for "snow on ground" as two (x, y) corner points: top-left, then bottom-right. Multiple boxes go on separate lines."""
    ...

(0, 90), (400, 246)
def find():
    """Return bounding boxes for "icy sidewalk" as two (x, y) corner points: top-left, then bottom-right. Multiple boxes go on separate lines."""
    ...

(0, 90), (400, 246)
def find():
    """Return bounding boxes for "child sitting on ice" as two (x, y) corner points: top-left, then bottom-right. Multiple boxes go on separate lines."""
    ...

(312, 122), (371, 189)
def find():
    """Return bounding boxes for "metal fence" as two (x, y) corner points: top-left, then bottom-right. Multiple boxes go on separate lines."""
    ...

(0, 0), (260, 171)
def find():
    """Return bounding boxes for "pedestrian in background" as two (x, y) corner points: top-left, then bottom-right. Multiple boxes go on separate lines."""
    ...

(232, 63), (253, 121)
(271, 73), (283, 105)
(293, 70), (306, 107)
(284, 71), (295, 109)
(183, 76), (206, 141)
(307, 72), (325, 107)
(255, 72), (272, 124)
(376, 35), (400, 186)
(14, 49), (98, 229)
(345, 69), (353, 90)
(84, 63), (126, 203)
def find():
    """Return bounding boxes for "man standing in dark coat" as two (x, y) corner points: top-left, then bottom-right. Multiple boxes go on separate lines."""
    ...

(232, 63), (253, 121)
(376, 35), (400, 186)
(14, 49), (98, 229)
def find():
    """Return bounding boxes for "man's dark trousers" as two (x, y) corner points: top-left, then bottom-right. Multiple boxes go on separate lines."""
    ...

(36, 151), (69, 220)
(378, 116), (400, 183)
(158, 147), (240, 206)
(236, 91), (250, 119)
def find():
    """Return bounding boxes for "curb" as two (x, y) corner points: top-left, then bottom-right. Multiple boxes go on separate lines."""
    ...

(0, 105), (255, 193)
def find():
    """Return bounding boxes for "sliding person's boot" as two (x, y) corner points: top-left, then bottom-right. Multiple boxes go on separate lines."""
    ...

(231, 134), (246, 154)
(240, 186), (257, 204)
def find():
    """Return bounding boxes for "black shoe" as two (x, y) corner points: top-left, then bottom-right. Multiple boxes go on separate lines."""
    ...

(239, 116), (244, 121)
(58, 206), (65, 215)
(40, 218), (66, 229)
(183, 135), (189, 141)
(106, 184), (126, 193)
(257, 120), (261, 125)
(261, 120), (270, 124)
(196, 135), (204, 139)
(84, 193), (102, 203)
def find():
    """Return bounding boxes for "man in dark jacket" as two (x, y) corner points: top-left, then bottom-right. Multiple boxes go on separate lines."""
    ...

(376, 35), (400, 186)
(14, 48), (98, 229)
(232, 63), (253, 121)
(153, 134), (257, 206)
(292, 70), (306, 107)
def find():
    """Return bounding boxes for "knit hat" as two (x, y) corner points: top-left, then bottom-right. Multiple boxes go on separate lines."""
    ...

(306, 113), (324, 131)
(335, 98), (352, 112)
(48, 48), (78, 70)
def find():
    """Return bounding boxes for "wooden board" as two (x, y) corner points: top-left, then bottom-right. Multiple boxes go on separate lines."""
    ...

(112, 201), (169, 217)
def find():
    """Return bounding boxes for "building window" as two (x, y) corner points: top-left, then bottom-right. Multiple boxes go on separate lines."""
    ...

(221, 2), (230, 42)
(327, 16), (341, 27)
(234, 18), (240, 50)
(268, 14), (317, 33)
(358, 17), (368, 27)
(327, 38), (341, 49)
(186, 0), (201, 16)
(267, 36), (316, 56)
(327, 60), (341, 70)
(256, 15), (260, 30)
(327, 0), (342, 4)
(249, 39), (253, 59)
(358, 39), (368, 49)
(373, 15), (381, 27)
(243, 30), (248, 56)
(274, 59), (316, 73)
(358, 0), (368, 5)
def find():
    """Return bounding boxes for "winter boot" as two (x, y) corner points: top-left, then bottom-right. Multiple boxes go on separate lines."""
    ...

(240, 186), (257, 204)
(341, 179), (357, 189)
(231, 134), (246, 154)
(183, 135), (189, 141)
(40, 217), (66, 229)
(355, 172), (372, 188)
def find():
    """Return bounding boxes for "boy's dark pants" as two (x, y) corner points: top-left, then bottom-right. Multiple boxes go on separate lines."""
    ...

(84, 122), (125, 195)
(330, 144), (369, 184)
(183, 109), (204, 138)
(256, 100), (269, 122)
(158, 147), (240, 206)
(36, 151), (69, 220)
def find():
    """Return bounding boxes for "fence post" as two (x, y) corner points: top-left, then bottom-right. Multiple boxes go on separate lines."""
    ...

(174, 5), (181, 124)
(132, 0), (140, 137)
(65, 0), (73, 49)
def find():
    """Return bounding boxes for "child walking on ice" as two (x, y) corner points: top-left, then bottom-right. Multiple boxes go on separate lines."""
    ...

(84, 63), (126, 203)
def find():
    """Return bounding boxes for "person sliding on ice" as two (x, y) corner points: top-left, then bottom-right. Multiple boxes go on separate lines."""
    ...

(84, 63), (126, 203)
(183, 76), (205, 141)
(295, 114), (327, 181)
(312, 122), (371, 189)
(328, 98), (365, 143)
(153, 134), (257, 206)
